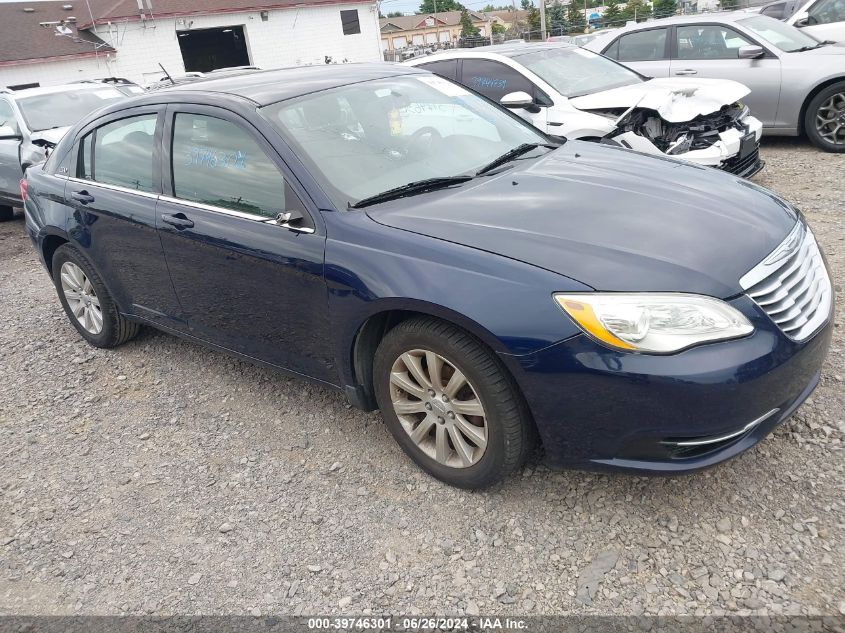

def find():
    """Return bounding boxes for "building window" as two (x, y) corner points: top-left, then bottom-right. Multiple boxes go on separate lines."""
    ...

(341, 9), (361, 35)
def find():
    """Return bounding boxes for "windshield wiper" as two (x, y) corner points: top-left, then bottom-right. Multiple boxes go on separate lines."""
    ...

(475, 142), (556, 176)
(792, 43), (825, 51)
(349, 176), (473, 209)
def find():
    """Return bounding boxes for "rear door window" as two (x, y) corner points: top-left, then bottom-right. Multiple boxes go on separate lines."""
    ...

(612, 28), (669, 61)
(416, 59), (459, 81)
(77, 113), (158, 192)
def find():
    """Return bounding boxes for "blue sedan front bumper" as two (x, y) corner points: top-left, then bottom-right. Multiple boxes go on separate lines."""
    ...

(505, 294), (833, 473)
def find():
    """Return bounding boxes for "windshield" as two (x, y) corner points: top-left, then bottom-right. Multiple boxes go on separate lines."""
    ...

(260, 74), (547, 207)
(512, 47), (642, 97)
(738, 14), (822, 51)
(17, 87), (125, 132)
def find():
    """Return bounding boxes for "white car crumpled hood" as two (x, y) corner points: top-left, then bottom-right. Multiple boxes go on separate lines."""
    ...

(569, 78), (751, 123)
(30, 126), (72, 146)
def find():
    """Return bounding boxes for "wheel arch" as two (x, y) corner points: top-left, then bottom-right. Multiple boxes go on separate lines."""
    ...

(798, 76), (845, 135)
(346, 301), (529, 416)
(41, 232), (69, 276)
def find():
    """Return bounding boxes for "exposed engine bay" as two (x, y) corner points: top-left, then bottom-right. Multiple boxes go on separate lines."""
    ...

(591, 102), (750, 155)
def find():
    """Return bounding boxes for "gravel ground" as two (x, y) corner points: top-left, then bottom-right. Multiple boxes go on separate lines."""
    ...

(1, 138), (844, 618)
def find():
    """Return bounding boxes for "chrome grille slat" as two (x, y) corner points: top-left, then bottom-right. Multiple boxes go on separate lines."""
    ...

(740, 223), (832, 342)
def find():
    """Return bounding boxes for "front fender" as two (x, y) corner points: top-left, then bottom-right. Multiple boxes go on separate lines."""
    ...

(323, 210), (590, 388)
(546, 107), (616, 140)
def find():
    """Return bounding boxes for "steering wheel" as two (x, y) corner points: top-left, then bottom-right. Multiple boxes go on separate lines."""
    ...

(405, 127), (443, 158)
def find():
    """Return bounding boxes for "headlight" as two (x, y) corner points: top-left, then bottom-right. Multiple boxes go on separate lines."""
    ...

(554, 293), (754, 354)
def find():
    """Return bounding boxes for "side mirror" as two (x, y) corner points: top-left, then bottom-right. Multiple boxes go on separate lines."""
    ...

(0, 124), (22, 140)
(738, 44), (765, 59)
(793, 11), (810, 26)
(500, 91), (534, 109)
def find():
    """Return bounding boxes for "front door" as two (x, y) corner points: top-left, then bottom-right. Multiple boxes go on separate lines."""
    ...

(670, 23), (783, 127)
(795, 0), (845, 42)
(155, 106), (335, 383)
(457, 59), (548, 132)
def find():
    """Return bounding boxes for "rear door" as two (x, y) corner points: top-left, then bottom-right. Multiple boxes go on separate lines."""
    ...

(670, 23), (783, 126)
(601, 26), (672, 78)
(65, 107), (184, 327)
(155, 105), (334, 382)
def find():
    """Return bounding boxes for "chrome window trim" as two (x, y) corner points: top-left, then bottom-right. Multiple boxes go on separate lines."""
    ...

(158, 195), (272, 222)
(65, 176), (160, 200)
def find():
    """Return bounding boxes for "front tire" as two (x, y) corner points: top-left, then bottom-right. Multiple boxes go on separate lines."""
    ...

(52, 244), (140, 348)
(373, 317), (533, 489)
(805, 82), (845, 152)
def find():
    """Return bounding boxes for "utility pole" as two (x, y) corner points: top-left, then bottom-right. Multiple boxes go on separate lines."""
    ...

(538, 0), (546, 40)
(584, 0), (588, 31)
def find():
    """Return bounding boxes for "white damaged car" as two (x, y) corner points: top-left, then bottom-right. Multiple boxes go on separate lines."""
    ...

(405, 42), (764, 177)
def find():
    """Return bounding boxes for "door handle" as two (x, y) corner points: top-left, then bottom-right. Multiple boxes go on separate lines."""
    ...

(675, 69), (698, 75)
(161, 213), (194, 229)
(70, 190), (95, 204)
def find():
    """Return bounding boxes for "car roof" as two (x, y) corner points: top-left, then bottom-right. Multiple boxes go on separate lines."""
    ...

(4, 83), (124, 100)
(148, 63), (427, 106)
(408, 41), (579, 63)
(598, 10), (757, 34)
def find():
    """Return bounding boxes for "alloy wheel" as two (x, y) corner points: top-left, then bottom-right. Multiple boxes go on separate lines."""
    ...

(815, 92), (845, 146)
(389, 349), (488, 469)
(60, 261), (103, 334)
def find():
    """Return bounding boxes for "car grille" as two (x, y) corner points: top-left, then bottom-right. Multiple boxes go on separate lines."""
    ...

(723, 146), (763, 178)
(740, 222), (832, 342)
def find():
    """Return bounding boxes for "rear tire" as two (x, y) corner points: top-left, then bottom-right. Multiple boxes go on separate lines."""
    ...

(373, 317), (533, 489)
(52, 244), (140, 348)
(0, 205), (14, 221)
(805, 81), (845, 152)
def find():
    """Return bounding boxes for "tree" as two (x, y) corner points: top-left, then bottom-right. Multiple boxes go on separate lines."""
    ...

(547, 1), (567, 37)
(566, 0), (586, 33)
(619, 0), (651, 22)
(418, 0), (464, 14)
(525, 4), (541, 37)
(492, 21), (507, 33)
(520, 0), (533, 10)
(652, 0), (676, 18)
(602, 0), (622, 27)
(460, 7), (480, 35)
(386, 10), (405, 17)
(718, 0), (740, 8)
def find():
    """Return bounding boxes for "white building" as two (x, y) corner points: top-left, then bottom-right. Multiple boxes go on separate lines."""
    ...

(0, 0), (383, 89)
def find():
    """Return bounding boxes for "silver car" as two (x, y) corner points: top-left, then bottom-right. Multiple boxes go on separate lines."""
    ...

(0, 84), (126, 220)
(584, 13), (845, 151)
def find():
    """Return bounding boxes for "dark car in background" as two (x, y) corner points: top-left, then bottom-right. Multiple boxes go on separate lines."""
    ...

(22, 65), (833, 488)
(0, 83), (126, 220)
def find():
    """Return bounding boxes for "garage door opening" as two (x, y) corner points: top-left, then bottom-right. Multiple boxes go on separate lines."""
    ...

(177, 26), (250, 73)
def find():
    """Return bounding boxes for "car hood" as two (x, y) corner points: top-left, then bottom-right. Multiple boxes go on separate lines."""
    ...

(569, 78), (751, 122)
(29, 126), (71, 147)
(366, 141), (797, 298)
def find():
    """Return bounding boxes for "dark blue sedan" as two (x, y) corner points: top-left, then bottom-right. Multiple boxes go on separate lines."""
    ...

(22, 64), (833, 488)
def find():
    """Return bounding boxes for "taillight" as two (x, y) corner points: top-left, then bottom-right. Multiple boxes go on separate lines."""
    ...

(19, 179), (28, 204)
